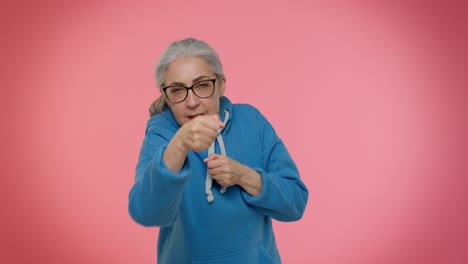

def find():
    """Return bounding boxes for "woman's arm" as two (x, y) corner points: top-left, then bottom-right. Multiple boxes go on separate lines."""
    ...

(128, 115), (224, 227)
(128, 129), (190, 227)
(241, 110), (309, 222)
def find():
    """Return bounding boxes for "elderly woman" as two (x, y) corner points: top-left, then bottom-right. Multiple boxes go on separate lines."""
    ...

(128, 37), (308, 263)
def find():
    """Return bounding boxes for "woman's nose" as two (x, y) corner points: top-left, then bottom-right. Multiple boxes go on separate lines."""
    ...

(185, 90), (199, 107)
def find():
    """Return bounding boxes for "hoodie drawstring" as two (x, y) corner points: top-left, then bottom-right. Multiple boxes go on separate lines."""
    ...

(205, 110), (229, 202)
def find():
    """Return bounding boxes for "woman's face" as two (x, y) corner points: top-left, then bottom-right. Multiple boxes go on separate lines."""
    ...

(163, 56), (225, 126)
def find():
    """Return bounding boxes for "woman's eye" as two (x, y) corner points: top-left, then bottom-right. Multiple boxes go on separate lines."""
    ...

(197, 82), (210, 88)
(171, 88), (183, 94)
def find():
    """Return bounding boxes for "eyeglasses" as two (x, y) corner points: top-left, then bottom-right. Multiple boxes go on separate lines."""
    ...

(162, 76), (217, 103)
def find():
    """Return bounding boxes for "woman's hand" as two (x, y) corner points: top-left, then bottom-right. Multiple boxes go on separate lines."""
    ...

(204, 154), (243, 187)
(204, 154), (263, 196)
(164, 114), (224, 173)
(177, 115), (225, 152)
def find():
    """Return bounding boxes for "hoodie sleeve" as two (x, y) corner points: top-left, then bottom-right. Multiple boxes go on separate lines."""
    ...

(128, 124), (190, 227)
(241, 110), (309, 222)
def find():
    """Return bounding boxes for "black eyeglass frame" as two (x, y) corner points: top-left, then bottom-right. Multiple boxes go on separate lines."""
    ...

(162, 76), (218, 103)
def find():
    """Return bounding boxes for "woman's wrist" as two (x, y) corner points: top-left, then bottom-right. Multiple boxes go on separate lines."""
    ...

(238, 165), (262, 197)
(163, 133), (189, 173)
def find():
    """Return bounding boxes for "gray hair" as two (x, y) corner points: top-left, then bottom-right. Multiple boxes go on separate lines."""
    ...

(149, 38), (225, 116)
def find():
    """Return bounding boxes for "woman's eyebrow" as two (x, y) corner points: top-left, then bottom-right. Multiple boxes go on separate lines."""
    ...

(192, 75), (212, 83)
(165, 75), (212, 87)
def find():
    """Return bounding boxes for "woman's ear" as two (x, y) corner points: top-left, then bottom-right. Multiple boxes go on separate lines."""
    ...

(219, 76), (226, 96)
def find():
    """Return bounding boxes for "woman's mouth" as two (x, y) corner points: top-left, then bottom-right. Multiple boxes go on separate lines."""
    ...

(188, 114), (204, 120)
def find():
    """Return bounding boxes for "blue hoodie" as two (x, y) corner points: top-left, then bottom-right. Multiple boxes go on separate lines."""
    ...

(128, 96), (308, 263)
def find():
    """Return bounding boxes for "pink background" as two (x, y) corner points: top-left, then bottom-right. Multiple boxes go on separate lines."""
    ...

(1, 0), (467, 263)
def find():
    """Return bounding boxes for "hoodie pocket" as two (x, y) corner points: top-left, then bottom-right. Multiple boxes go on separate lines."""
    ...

(191, 241), (274, 264)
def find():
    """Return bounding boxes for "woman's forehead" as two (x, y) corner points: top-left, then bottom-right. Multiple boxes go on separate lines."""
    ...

(166, 56), (212, 80)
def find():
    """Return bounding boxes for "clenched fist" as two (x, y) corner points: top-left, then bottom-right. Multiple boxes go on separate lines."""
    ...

(178, 114), (225, 152)
(204, 153), (243, 188)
